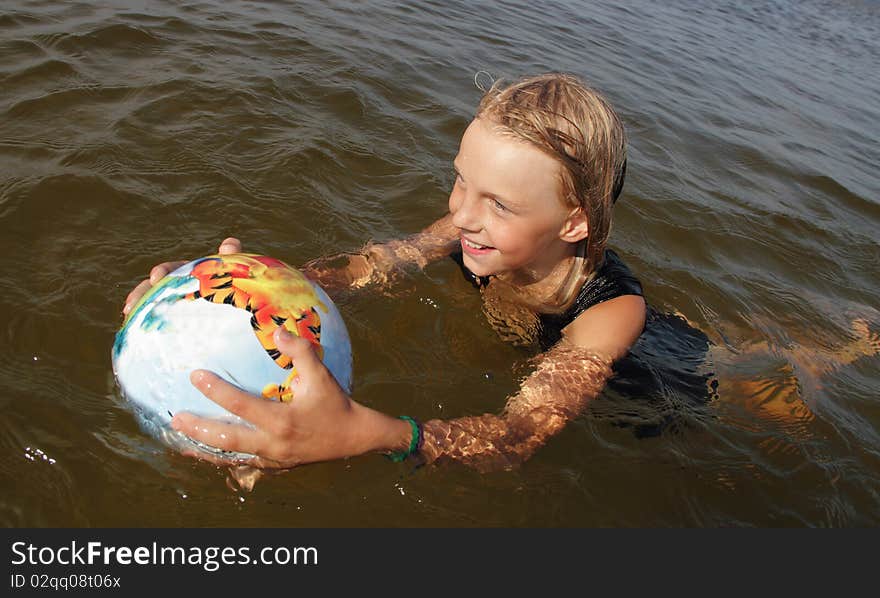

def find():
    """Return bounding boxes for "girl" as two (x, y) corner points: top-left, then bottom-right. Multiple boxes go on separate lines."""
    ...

(123, 73), (878, 475)
(124, 73), (644, 472)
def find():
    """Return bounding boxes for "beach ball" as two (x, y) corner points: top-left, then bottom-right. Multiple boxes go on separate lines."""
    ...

(112, 253), (352, 459)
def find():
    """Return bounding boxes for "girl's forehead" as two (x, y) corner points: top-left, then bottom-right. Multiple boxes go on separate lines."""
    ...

(456, 119), (562, 198)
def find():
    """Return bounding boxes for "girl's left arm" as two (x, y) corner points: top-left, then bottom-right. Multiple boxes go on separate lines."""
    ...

(171, 296), (645, 471)
(419, 294), (646, 470)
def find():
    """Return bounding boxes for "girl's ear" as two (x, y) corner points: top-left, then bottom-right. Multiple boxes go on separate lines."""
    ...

(559, 207), (589, 243)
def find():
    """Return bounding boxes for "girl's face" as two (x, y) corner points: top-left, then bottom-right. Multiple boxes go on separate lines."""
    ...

(449, 118), (582, 281)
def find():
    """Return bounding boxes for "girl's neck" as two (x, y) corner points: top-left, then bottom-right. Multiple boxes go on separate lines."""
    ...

(498, 245), (577, 301)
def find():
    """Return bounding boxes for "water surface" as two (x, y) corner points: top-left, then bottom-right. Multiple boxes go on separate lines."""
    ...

(1, 0), (878, 526)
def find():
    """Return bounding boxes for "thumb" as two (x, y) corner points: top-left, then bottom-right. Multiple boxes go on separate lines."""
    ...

(274, 327), (324, 374)
(218, 237), (242, 255)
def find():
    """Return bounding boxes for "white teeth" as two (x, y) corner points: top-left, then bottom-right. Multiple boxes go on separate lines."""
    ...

(463, 238), (488, 250)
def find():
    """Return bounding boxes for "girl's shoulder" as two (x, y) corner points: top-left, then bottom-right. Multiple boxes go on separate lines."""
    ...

(589, 249), (644, 300)
(538, 249), (644, 349)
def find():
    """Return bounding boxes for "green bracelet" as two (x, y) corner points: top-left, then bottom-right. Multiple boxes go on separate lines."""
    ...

(386, 416), (421, 463)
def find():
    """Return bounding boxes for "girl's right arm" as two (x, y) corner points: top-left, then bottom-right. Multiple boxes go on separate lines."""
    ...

(122, 214), (460, 314)
(301, 213), (459, 289)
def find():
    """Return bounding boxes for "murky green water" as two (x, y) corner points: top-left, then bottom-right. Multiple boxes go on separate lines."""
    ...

(1, 0), (878, 526)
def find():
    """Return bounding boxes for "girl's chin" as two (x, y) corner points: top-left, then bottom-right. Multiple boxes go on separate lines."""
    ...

(462, 253), (502, 277)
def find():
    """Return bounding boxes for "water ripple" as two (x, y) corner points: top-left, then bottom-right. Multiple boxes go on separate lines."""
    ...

(0, 0), (878, 526)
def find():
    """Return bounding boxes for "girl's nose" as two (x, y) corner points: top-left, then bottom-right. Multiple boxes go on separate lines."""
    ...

(451, 192), (481, 232)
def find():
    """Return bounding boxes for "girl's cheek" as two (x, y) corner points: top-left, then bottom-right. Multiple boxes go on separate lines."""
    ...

(489, 224), (510, 251)
(497, 225), (531, 256)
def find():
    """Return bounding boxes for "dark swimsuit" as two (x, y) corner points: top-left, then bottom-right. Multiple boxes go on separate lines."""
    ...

(451, 248), (717, 437)
(451, 248), (644, 349)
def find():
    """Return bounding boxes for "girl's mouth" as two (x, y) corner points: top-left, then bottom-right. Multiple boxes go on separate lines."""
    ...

(461, 237), (495, 255)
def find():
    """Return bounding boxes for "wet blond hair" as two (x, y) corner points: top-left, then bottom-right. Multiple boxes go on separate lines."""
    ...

(475, 72), (627, 313)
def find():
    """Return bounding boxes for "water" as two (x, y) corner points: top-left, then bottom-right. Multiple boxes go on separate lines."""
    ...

(1, 0), (878, 527)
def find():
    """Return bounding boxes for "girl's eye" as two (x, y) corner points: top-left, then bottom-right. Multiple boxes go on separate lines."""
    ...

(492, 198), (508, 212)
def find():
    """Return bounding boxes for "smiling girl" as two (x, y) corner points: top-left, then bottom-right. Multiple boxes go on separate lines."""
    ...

(124, 73), (652, 471)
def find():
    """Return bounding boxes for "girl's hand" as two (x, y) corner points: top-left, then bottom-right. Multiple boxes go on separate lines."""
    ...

(170, 327), (409, 468)
(122, 237), (242, 316)
(300, 250), (383, 291)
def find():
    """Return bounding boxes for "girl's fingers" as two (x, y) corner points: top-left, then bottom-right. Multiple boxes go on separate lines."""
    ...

(149, 261), (186, 284)
(130, 239), (237, 316)
(171, 412), (263, 458)
(123, 279), (152, 315)
(273, 329), (325, 379)
(219, 237), (242, 254)
(189, 370), (282, 430)
(124, 259), (187, 315)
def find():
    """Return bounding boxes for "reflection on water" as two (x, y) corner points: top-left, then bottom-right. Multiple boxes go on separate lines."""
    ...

(0, 0), (878, 526)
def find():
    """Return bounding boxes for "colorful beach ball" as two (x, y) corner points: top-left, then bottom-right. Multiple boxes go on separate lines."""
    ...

(112, 253), (352, 459)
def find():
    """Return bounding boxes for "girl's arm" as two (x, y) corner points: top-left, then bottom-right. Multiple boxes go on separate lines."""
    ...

(419, 343), (613, 471)
(301, 213), (459, 289)
(171, 295), (646, 471)
(419, 294), (646, 470)
(123, 215), (459, 315)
